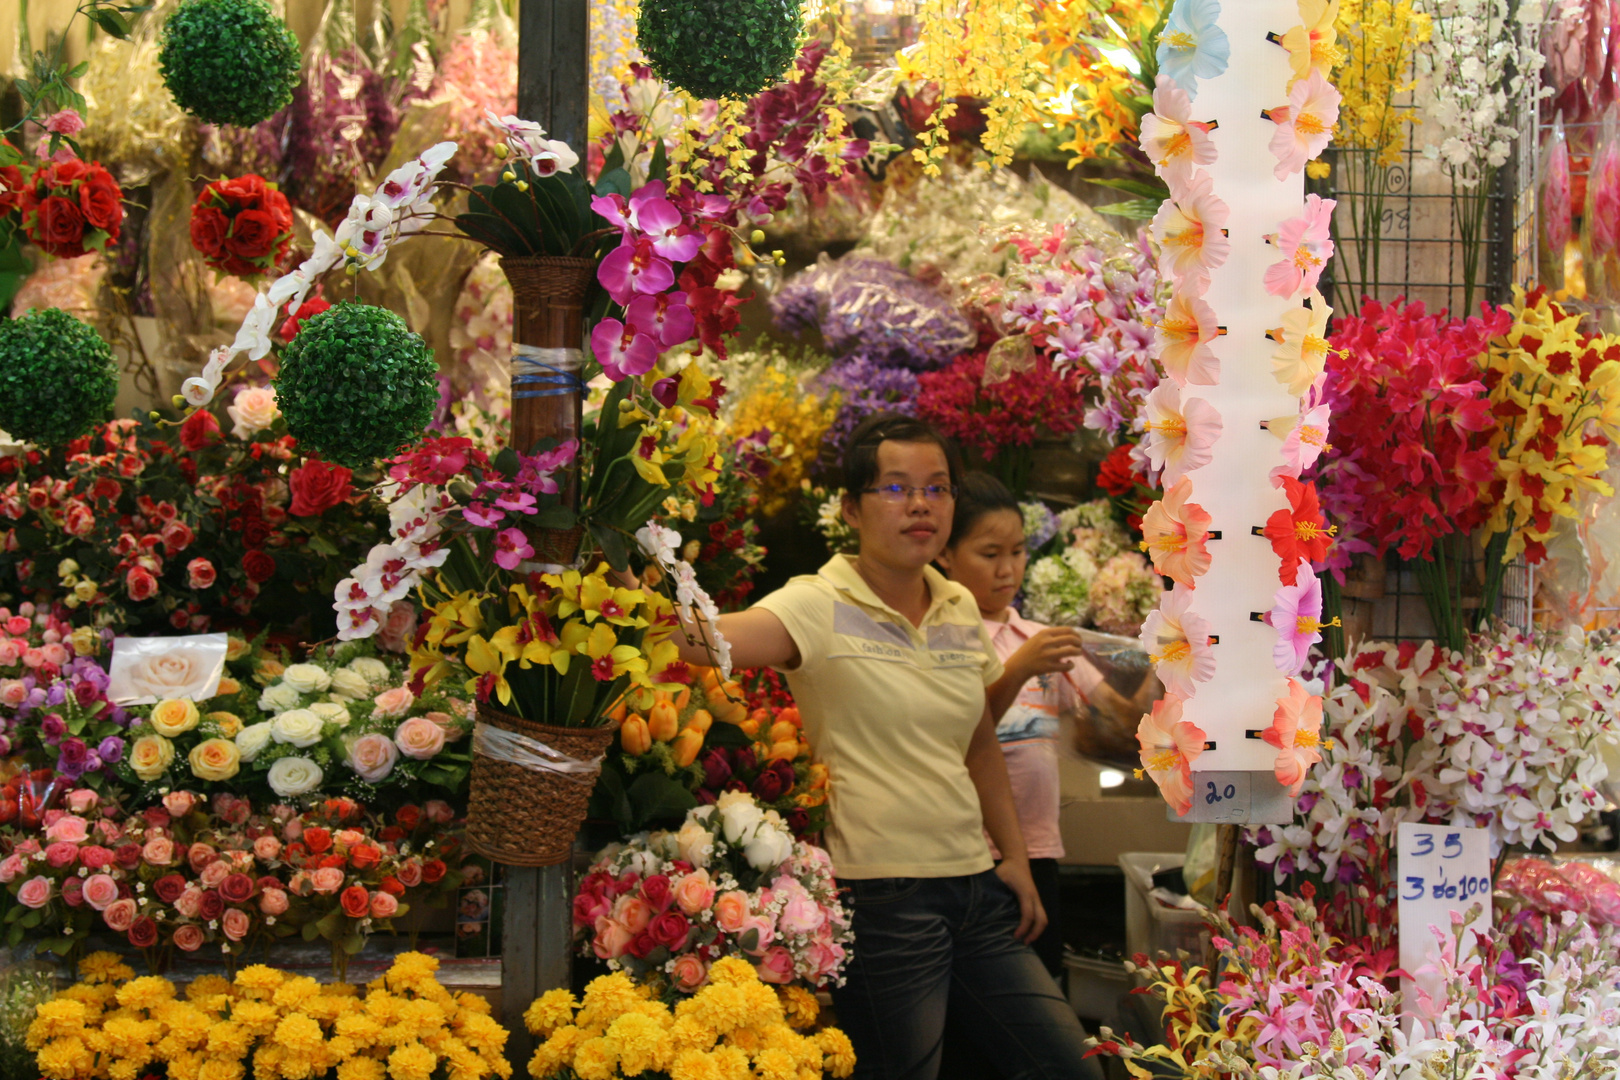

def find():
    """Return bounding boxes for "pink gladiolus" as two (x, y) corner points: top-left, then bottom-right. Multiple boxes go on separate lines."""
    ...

(493, 528), (534, 571)
(1136, 694), (1206, 815)
(1150, 170), (1230, 295)
(589, 317), (660, 381)
(1142, 383), (1222, 487)
(1266, 70), (1340, 180)
(1269, 571), (1331, 675)
(1139, 75), (1218, 188)
(1263, 678), (1324, 795)
(1264, 195), (1336, 298)
(1155, 291), (1221, 387)
(1139, 585), (1215, 698)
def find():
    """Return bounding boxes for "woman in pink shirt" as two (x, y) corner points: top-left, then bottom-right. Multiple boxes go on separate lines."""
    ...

(938, 472), (1158, 976)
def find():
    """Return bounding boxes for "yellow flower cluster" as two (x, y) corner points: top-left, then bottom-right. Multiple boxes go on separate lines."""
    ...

(30, 952), (510, 1080)
(1030, 0), (1161, 166)
(727, 366), (841, 516)
(620, 365), (724, 498)
(526, 959), (855, 1080)
(1484, 289), (1620, 563)
(1331, 0), (1430, 166)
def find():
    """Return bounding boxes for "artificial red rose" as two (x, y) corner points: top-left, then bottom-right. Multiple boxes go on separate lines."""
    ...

(241, 518), (272, 548)
(395, 805), (421, 831)
(241, 550), (276, 584)
(160, 519), (195, 556)
(279, 296), (331, 342)
(223, 208), (280, 262)
(379, 876), (406, 897)
(0, 166), (25, 215)
(189, 205), (229, 257)
(218, 873), (255, 904)
(288, 459), (353, 517)
(125, 566), (159, 602)
(627, 931), (658, 959)
(648, 909), (691, 950)
(641, 874), (672, 913)
(348, 843), (381, 870)
(198, 889), (225, 922)
(178, 408), (222, 451)
(152, 874), (187, 904)
(265, 187), (293, 233)
(172, 924), (205, 952)
(340, 885), (371, 919)
(34, 195), (86, 255)
(303, 827), (332, 854)
(1096, 442), (1142, 497)
(127, 916), (158, 948)
(47, 159), (88, 187)
(422, 858), (447, 884)
(143, 807), (172, 829)
(187, 558), (217, 590)
(215, 174), (268, 206)
(78, 169), (123, 232)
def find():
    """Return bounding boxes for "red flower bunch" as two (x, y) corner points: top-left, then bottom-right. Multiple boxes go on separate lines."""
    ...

(14, 157), (123, 258)
(915, 351), (1088, 459)
(1315, 297), (1509, 563)
(189, 174), (294, 277)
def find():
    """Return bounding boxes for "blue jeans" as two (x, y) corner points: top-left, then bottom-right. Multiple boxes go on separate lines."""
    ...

(830, 870), (1102, 1080)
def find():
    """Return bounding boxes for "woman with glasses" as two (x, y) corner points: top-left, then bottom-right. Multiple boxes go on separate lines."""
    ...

(640, 411), (1097, 1080)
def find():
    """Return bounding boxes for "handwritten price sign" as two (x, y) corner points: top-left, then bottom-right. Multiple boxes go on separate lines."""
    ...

(1397, 822), (1492, 1012)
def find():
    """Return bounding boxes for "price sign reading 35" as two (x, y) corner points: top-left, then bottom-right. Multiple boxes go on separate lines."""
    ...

(1397, 822), (1492, 1011)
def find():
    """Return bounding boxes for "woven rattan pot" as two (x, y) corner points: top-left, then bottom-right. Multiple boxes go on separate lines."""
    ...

(466, 701), (614, 866)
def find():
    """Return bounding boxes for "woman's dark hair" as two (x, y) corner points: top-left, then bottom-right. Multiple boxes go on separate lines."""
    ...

(946, 472), (1020, 548)
(840, 412), (964, 496)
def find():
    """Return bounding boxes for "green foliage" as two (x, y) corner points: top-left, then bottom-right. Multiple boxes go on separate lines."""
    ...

(275, 302), (439, 468)
(636, 0), (801, 100)
(158, 0), (301, 127)
(0, 308), (118, 447)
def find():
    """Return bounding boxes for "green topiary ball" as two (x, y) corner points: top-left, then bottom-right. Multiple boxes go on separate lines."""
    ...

(0, 309), (118, 447)
(159, 0), (301, 128)
(636, 0), (801, 100)
(275, 302), (440, 468)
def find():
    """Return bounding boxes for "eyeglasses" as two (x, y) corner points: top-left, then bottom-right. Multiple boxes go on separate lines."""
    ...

(861, 484), (957, 504)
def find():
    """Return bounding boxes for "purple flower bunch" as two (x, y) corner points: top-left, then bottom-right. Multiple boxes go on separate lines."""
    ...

(771, 257), (976, 372)
(8, 654), (132, 784)
(815, 357), (922, 464)
(589, 182), (710, 381)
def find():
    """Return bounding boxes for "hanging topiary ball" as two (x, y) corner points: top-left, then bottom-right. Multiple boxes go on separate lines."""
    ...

(636, 0), (801, 100)
(275, 302), (440, 469)
(159, 0), (301, 128)
(0, 308), (119, 447)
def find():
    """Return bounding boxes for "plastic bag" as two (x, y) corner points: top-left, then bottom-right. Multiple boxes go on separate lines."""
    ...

(1542, 114), (1573, 291)
(106, 633), (228, 706)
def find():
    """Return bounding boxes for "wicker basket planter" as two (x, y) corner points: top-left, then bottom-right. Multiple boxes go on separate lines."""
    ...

(466, 701), (614, 867)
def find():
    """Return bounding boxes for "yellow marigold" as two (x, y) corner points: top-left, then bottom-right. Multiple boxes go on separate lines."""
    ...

(752, 1047), (797, 1080)
(384, 952), (441, 990)
(817, 1027), (856, 1078)
(198, 1058), (246, 1080)
(387, 1041), (438, 1080)
(168, 1049), (206, 1080)
(27, 999), (89, 1047)
(668, 1048), (724, 1080)
(102, 1015), (159, 1059)
(274, 1011), (325, 1055)
(529, 1024), (589, 1076)
(571, 1036), (620, 1080)
(335, 1012), (385, 1047)
(705, 957), (757, 988)
(456, 991), (493, 1016)
(55, 983), (109, 1011)
(323, 981), (362, 998)
(574, 973), (647, 1033)
(336, 1057), (387, 1080)
(78, 951), (135, 984)
(206, 1020), (253, 1060)
(109, 1058), (142, 1080)
(233, 965), (286, 998)
(116, 975), (177, 1012)
(455, 1010), (509, 1056)
(523, 988), (578, 1037)
(365, 991), (404, 1026)
(708, 1045), (751, 1080)
(252, 1044), (284, 1080)
(670, 1013), (718, 1054)
(607, 1012), (672, 1074)
(36, 1036), (94, 1080)
(156, 1000), (212, 1047)
(777, 986), (819, 1029)
(229, 999), (281, 1038)
(272, 975), (323, 1013)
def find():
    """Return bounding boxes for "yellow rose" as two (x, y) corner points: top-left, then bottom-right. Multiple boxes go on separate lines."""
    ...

(129, 735), (175, 782)
(214, 677), (241, 698)
(69, 627), (99, 657)
(207, 711), (244, 738)
(149, 699), (201, 738)
(72, 579), (97, 602)
(255, 659), (285, 686)
(225, 636), (250, 662)
(188, 738), (241, 782)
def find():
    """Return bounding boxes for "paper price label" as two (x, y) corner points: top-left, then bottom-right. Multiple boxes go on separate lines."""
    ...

(1397, 822), (1492, 1012)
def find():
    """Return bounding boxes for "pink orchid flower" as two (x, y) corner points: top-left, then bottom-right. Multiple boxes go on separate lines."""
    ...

(1266, 70), (1340, 180)
(1264, 194), (1336, 298)
(1154, 291), (1221, 386)
(627, 291), (696, 349)
(1139, 585), (1215, 698)
(1136, 694), (1206, 815)
(1264, 677), (1324, 795)
(1269, 571), (1330, 674)
(627, 183), (704, 262)
(1150, 170), (1230, 295)
(493, 528), (535, 571)
(1142, 382), (1222, 487)
(1139, 75), (1218, 188)
(590, 316), (661, 382)
(598, 237), (676, 305)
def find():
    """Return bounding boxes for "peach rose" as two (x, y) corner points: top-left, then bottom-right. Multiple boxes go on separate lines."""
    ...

(149, 698), (201, 738)
(174, 886), (203, 918)
(222, 908), (252, 941)
(44, 815), (88, 843)
(187, 843), (217, 873)
(423, 711), (467, 743)
(227, 385), (280, 438)
(372, 686), (416, 719)
(172, 923), (204, 952)
(16, 876), (51, 909)
(0, 855), (21, 883)
(713, 890), (750, 934)
(673, 869), (717, 917)
(739, 913), (775, 953)
(755, 945), (795, 984)
(64, 789), (99, 815)
(612, 895), (652, 935)
(188, 738), (241, 781)
(253, 835), (283, 862)
(0, 681), (26, 708)
(369, 891), (399, 918)
(102, 898), (136, 932)
(592, 917), (633, 960)
(128, 734), (175, 781)
(393, 716), (445, 760)
(670, 953), (710, 993)
(259, 888), (289, 916)
(199, 860), (231, 889)
(311, 867), (345, 894)
(82, 873), (119, 911)
(141, 836), (174, 866)
(346, 733), (397, 783)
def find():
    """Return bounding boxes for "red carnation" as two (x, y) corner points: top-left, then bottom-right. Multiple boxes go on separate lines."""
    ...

(241, 550), (276, 584)
(190, 206), (229, 258)
(288, 458), (354, 517)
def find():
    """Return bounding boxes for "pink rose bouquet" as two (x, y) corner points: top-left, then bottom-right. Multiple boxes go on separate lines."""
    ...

(574, 793), (851, 993)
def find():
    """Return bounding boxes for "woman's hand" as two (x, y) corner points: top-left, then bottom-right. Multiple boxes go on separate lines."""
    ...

(994, 855), (1048, 944)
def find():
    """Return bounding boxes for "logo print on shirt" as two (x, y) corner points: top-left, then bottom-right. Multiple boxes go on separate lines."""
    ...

(831, 602), (912, 660)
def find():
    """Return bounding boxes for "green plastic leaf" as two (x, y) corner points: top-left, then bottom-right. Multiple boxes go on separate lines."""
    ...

(626, 771), (699, 828)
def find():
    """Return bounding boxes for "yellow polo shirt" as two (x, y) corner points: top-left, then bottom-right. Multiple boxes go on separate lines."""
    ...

(755, 555), (1003, 879)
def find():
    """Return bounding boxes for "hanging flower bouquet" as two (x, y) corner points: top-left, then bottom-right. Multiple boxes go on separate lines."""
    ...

(188, 174), (295, 278)
(10, 156), (125, 260)
(574, 794), (851, 993)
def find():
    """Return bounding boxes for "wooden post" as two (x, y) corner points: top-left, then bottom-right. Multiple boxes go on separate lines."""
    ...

(503, 2), (591, 1074)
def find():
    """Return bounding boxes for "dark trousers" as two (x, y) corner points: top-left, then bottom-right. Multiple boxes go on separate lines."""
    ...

(830, 870), (1101, 1080)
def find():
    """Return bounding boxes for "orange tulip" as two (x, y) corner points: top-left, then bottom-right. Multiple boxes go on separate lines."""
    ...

(767, 740), (799, 762)
(620, 716), (651, 756)
(672, 687), (692, 712)
(739, 716), (761, 738)
(686, 709), (714, 735)
(808, 763), (829, 790)
(672, 728), (704, 767)
(648, 700), (681, 742)
(777, 706), (801, 728)
(768, 720), (799, 745)
(606, 697), (630, 724)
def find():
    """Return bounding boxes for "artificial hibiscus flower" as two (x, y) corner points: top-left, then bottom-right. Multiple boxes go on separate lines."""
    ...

(1266, 69), (1341, 180)
(1271, 401), (1333, 482)
(1140, 477), (1214, 587)
(1150, 170), (1231, 295)
(1263, 677), (1325, 795)
(1142, 382), (1223, 486)
(1270, 290), (1333, 395)
(1155, 291), (1222, 386)
(1139, 585), (1215, 698)
(1264, 194), (1336, 298)
(1156, 0), (1231, 99)
(1136, 693), (1207, 815)
(1139, 75), (1218, 187)
(1268, 570), (1335, 675)
(1263, 476), (1335, 585)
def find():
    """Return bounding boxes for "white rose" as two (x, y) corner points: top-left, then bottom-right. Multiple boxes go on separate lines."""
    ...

(328, 668), (369, 699)
(270, 709), (325, 748)
(742, 823), (794, 872)
(267, 756), (324, 798)
(675, 821), (714, 869)
(235, 723), (273, 762)
(309, 702), (352, 728)
(715, 791), (765, 844)
(257, 683), (304, 715)
(346, 657), (391, 686)
(280, 664), (332, 695)
(227, 385), (280, 439)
